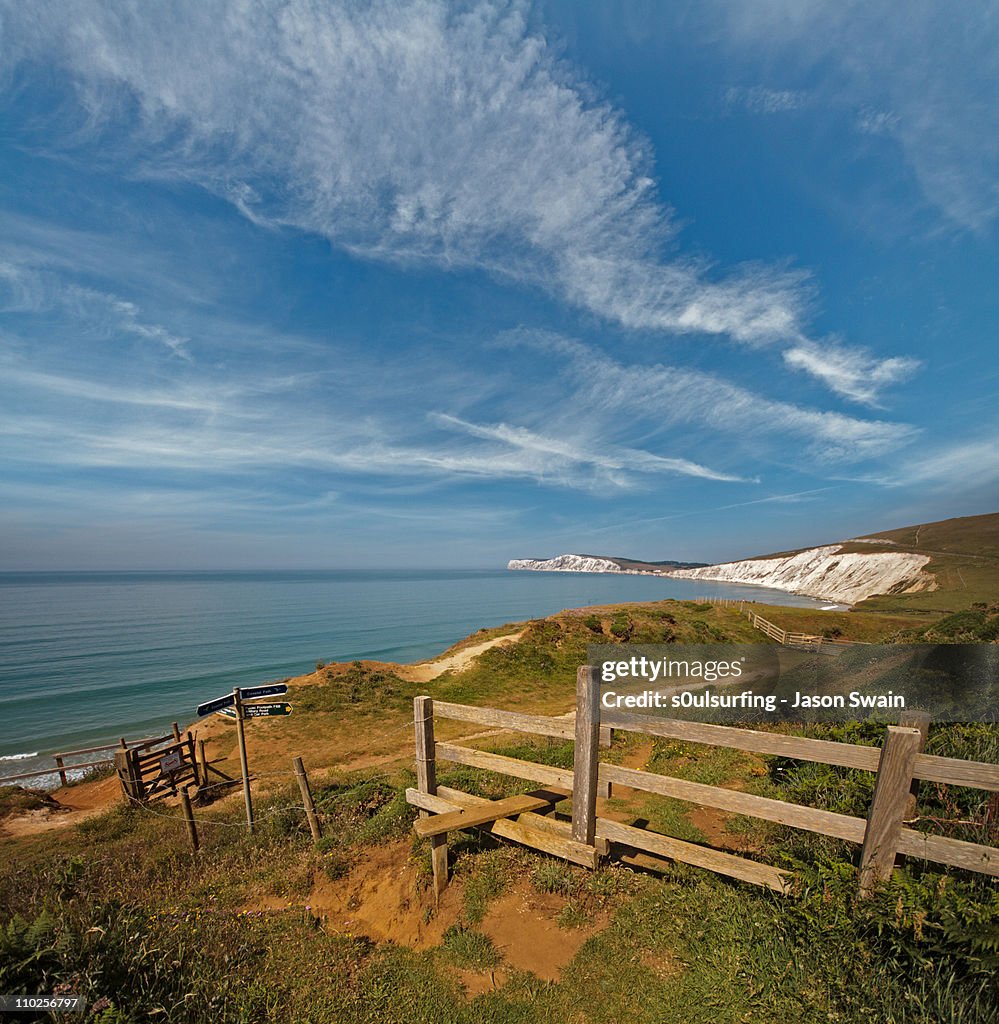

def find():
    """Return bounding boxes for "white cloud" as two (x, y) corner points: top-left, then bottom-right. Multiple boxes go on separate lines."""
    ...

(724, 86), (809, 115)
(879, 436), (999, 492)
(855, 108), (899, 137)
(0, 0), (913, 399)
(782, 341), (920, 406)
(431, 412), (750, 483)
(506, 331), (917, 462)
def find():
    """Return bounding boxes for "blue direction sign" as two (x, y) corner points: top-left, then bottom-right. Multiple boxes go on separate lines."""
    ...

(240, 683), (289, 700)
(197, 692), (235, 717)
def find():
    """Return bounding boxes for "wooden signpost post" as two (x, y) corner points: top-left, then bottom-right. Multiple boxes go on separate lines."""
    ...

(195, 683), (291, 833)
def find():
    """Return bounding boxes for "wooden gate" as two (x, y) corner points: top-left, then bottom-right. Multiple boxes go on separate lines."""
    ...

(407, 666), (999, 899)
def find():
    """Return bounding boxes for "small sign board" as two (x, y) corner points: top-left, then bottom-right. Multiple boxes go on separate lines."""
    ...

(240, 683), (289, 700)
(159, 750), (183, 774)
(215, 706), (237, 719)
(242, 702), (293, 718)
(197, 693), (234, 717)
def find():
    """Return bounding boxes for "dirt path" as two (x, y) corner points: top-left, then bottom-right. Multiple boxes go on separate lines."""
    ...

(1, 775), (123, 838)
(400, 630), (524, 682)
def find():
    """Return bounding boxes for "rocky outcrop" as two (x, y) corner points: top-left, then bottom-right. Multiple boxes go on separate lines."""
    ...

(507, 554), (623, 574)
(665, 546), (934, 605)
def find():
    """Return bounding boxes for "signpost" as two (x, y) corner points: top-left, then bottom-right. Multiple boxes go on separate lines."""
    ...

(233, 687), (254, 832)
(195, 682), (292, 833)
(197, 683), (287, 718)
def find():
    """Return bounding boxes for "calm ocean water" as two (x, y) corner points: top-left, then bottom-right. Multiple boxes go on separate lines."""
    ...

(0, 569), (830, 785)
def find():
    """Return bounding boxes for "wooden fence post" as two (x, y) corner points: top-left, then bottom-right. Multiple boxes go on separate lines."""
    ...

(233, 688), (254, 833)
(54, 756), (67, 788)
(859, 726), (922, 895)
(186, 731), (199, 788)
(572, 666), (601, 847)
(414, 695), (447, 901)
(898, 710), (931, 819)
(179, 787), (199, 852)
(293, 756), (323, 843)
(114, 747), (141, 802)
(197, 739), (210, 797)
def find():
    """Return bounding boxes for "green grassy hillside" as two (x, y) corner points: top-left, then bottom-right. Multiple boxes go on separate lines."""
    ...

(852, 511), (999, 614)
(1, 597), (996, 1022)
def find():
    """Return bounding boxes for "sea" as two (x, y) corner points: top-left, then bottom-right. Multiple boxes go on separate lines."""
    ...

(0, 569), (833, 787)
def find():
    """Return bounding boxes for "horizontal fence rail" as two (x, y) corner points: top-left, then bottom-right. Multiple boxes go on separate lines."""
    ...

(408, 671), (999, 898)
(0, 733), (172, 787)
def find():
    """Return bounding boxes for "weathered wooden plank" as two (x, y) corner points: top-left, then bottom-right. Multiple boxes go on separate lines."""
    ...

(595, 818), (791, 892)
(414, 791), (565, 838)
(601, 712), (883, 772)
(407, 787), (599, 868)
(0, 758), (113, 785)
(573, 666), (601, 846)
(896, 828), (999, 877)
(435, 742), (575, 790)
(859, 726), (922, 894)
(432, 702), (575, 739)
(51, 737), (159, 759)
(912, 753), (999, 792)
(135, 740), (190, 767)
(128, 732), (176, 754)
(600, 763), (868, 843)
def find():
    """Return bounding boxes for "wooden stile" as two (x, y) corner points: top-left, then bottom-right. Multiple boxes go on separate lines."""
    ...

(407, 786), (600, 868)
(414, 790), (568, 838)
(411, 675), (999, 895)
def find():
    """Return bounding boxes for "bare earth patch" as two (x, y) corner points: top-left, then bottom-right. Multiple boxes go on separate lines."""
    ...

(307, 839), (461, 949)
(479, 880), (609, 981)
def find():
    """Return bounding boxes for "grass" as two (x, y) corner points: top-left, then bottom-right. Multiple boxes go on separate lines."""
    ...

(441, 925), (502, 969)
(1, 590), (996, 1021)
(1, 740), (996, 1022)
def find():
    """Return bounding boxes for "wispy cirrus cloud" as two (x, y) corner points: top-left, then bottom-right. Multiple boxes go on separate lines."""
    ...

(0, 0), (912, 400)
(0, 258), (192, 359)
(714, 0), (999, 232)
(724, 85), (809, 115)
(782, 341), (920, 407)
(431, 412), (751, 484)
(504, 331), (917, 462)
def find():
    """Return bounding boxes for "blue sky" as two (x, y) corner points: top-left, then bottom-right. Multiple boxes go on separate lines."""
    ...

(1, 0), (997, 570)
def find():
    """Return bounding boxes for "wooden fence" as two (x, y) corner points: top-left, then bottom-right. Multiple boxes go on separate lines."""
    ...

(693, 597), (870, 650)
(115, 725), (201, 803)
(0, 733), (166, 787)
(406, 667), (999, 899)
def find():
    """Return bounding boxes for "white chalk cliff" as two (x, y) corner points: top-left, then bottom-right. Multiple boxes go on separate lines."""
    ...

(665, 546), (934, 605)
(507, 554), (623, 574)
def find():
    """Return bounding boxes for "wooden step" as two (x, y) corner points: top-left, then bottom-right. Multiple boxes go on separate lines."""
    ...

(413, 786), (570, 838)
